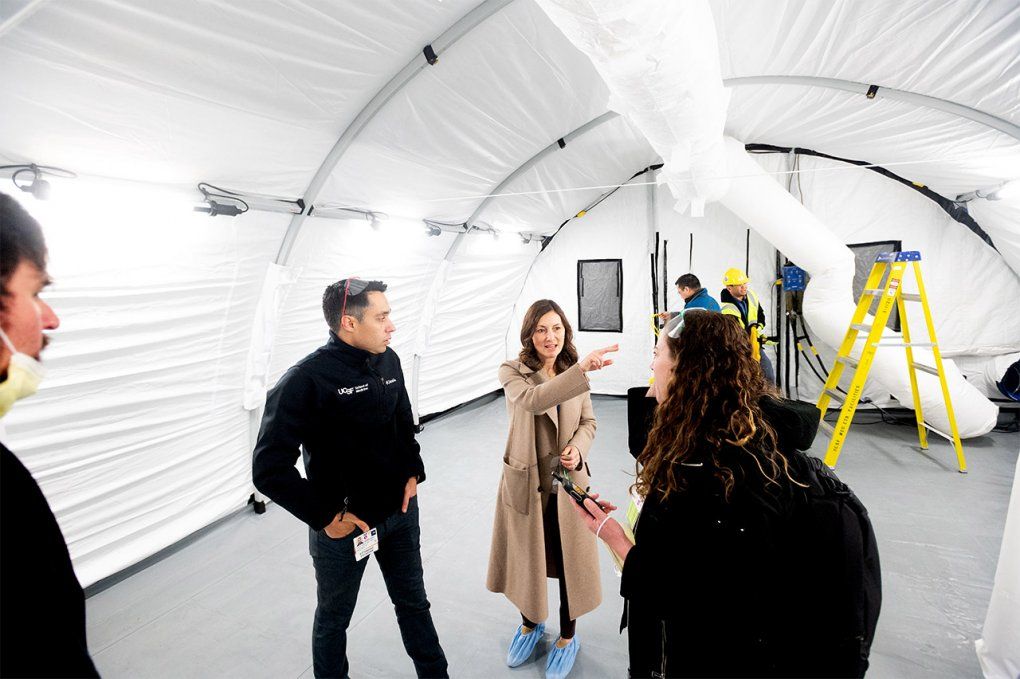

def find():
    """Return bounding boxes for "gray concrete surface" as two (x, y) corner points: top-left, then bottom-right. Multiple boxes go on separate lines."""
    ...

(86, 395), (1019, 678)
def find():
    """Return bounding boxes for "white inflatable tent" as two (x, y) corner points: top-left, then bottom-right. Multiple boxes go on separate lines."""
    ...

(1, 0), (1019, 671)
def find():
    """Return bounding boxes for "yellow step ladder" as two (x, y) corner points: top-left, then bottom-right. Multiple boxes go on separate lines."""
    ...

(815, 251), (967, 472)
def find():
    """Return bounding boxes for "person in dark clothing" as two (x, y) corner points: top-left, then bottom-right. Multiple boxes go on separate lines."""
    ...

(0, 193), (100, 678)
(253, 277), (447, 679)
(656, 274), (721, 326)
(572, 310), (879, 678)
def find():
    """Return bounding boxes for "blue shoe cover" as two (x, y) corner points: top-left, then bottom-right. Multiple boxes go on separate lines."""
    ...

(506, 622), (545, 667)
(545, 637), (579, 679)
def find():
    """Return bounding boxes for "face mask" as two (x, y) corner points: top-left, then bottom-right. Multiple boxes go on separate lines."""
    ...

(0, 328), (46, 418)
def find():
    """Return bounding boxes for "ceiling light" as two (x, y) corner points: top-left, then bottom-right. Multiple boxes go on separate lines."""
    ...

(3, 163), (76, 200)
(956, 179), (1020, 203)
(988, 179), (1020, 201)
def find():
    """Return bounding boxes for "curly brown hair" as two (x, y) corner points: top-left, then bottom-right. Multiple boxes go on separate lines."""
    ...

(636, 310), (803, 502)
(518, 299), (579, 374)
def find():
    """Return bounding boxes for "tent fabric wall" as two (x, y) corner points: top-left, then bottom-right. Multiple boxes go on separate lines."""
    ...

(511, 177), (654, 395)
(265, 217), (455, 393)
(1, 188), (286, 587)
(417, 236), (540, 416)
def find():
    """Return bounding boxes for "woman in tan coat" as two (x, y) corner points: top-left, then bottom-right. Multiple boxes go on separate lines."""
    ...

(487, 298), (617, 679)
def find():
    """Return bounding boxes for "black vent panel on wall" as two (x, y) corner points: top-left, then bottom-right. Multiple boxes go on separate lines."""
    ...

(849, 240), (902, 332)
(578, 259), (623, 332)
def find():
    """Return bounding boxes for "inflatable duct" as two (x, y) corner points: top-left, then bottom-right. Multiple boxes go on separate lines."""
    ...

(537, 0), (997, 437)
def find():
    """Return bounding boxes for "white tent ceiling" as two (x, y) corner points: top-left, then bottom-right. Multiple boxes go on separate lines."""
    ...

(2, 0), (1018, 257)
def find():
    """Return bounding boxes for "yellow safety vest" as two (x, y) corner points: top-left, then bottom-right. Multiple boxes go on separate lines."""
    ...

(720, 289), (762, 330)
(720, 290), (763, 361)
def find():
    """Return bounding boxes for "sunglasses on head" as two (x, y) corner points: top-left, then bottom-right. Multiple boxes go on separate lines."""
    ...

(340, 277), (370, 320)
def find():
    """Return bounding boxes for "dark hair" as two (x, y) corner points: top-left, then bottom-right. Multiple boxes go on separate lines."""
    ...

(1, 193), (48, 313)
(675, 273), (700, 289)
(637, 310), (802, 502)
(322, 279), (387, 332)
(518, 299), (578, 374)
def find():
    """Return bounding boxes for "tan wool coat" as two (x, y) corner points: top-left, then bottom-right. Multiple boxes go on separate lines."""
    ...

(486, 360), (601, 622)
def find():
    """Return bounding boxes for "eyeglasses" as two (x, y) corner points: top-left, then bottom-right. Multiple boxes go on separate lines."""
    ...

(666, 310), (688, 338)
(340, 277), (369, 320)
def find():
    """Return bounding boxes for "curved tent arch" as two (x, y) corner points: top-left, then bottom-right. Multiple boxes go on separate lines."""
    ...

(275, 0), (515, 264)
(725, 75), (1020, 143)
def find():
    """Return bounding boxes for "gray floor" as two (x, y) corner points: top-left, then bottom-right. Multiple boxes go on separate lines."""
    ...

(86, 395), (1019, 678)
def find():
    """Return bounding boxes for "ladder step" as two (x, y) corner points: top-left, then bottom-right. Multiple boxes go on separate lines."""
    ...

(912, 362), (939, 376)
(922, 422), (954, 442)
(863, 288), (884, 296)
(818, 420), (834, 437)
(824, 389), (844, 402)
(870, 341), (936, 348)
(901, 293), (922, 302)
(836, 355), (859, 368)
(850, 323), (872, 332)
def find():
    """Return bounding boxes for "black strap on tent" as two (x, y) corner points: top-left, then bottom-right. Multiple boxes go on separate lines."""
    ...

(649, 253), (659, 319)
(688, 233), (693, 268)
(774, 250), (783, 390)
(557, 138), (566, 149)
(662, 239), (669, 312)
(653, 233), (661, 315)
(866, 84), (879, 99)
(423, 44), (438, 65)
(542, 163), (664, 250)
(745, 143), (997, 251)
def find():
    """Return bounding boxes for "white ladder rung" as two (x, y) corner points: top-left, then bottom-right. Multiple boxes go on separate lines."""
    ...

(912, 362), (939, 376)
(818, 420), (834, 436)
(824, 389), (844, 402)
(863, 288), (883, 296)
(850, 323), (872, 332)
(901, 293), (922, 302)
(922, 422), (954, 442)
(836, 355), (859, 368)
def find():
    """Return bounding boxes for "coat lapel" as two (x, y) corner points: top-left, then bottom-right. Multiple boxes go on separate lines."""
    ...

(525, 367), (560, 431)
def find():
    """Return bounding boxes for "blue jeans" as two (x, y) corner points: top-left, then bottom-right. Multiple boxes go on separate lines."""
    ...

(309, 497), (447, 678)
(761, 352), (775, 384)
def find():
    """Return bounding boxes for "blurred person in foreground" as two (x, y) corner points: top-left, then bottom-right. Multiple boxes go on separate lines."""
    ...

(1, 192), (100, 677)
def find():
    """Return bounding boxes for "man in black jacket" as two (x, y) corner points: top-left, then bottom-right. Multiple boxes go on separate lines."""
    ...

(253, 278), (447, 679)
(0, 193), (100, 677)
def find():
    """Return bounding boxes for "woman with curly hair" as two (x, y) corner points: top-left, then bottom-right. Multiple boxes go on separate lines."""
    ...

(573, 310), (880, 678)
(486, 299), (618, 679)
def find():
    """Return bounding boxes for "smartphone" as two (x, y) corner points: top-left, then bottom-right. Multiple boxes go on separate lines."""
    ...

(552, 468), (597, 517)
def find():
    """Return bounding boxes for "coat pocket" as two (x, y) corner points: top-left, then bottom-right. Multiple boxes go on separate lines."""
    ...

(501, 458), (534, 515)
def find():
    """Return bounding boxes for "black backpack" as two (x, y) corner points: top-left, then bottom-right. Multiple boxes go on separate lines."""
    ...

(788, 455), (883, 678)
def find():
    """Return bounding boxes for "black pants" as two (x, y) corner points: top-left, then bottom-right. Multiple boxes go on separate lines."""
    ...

(308, 497), (448, 678)
(522, 494), (576, 639)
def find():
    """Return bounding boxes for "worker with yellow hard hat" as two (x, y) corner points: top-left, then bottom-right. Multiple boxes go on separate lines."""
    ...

(719, 268), (775, 383)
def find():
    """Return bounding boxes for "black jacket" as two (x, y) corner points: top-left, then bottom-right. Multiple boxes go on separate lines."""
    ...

(621, 398), (866, 678)
(1, 443), (100, 678)
(253, 334), (425, 529)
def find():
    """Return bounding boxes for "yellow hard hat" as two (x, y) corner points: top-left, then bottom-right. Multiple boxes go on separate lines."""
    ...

(723, 268), (749, 286)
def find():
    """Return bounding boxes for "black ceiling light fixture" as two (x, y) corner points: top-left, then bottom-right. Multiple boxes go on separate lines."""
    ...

(2, 163), (77, 200)
(194, 182), (250, 217)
